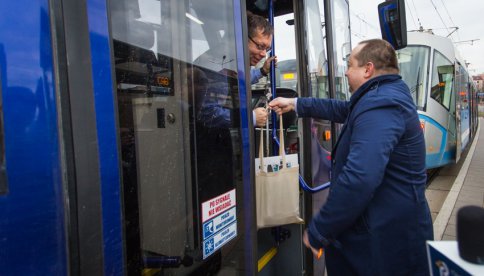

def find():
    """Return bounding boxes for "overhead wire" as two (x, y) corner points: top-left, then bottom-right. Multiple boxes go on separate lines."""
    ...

(353, 13), (379, 32)
(439, 0), (461, 41)
(348, 10), (376, 42)
(439, 0), (456, 26)
(351, 31), (366, 40)
(404, 0), (418, 29)
(409, 0), (422, 29)
(428, 0), (452, 40)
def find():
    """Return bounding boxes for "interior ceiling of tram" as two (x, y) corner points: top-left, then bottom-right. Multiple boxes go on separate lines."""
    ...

(247, 0), (294, 17)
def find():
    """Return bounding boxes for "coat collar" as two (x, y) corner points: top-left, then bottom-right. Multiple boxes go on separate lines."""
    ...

(349, 74), (401, 109)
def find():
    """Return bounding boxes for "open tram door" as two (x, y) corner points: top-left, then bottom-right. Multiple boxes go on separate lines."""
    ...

(249, 0), (351, 275)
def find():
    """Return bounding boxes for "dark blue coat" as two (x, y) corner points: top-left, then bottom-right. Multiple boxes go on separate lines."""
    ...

(299, 74), (433, 275)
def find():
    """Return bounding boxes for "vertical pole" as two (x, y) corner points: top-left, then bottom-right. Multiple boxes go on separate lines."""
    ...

(268, 0), (279, 156)
(323, 0), (338, 148)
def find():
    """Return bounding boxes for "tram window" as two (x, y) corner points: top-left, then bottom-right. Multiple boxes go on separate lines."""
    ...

(333, 0), (351, 100)
(430, 50), (453, 110)
(397, 45), (430, 110)
(304, 0), (351, 152)
(110, 0), (244, 274)
(455, 64), (469, 109)
(306, 0), (326, 79)
(273, 14), (297, 90)
(250, 13), (297, 90)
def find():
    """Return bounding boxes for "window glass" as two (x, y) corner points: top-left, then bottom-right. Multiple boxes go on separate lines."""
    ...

(274, 14), (297, 91)
(455, 63), (469, 110)
(306, 0), (328, 99)
(252, 14), (297, 91)
(333, 0), (351, 100)
(430, 50), (453, 109)
(397, 45), (430, 110)
(304, 0), (350, 151)
(109, 0), (246, 274)
(304, 1), (347, 273)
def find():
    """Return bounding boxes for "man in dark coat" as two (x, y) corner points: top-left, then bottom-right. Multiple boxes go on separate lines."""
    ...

(269, 39), (433, 275)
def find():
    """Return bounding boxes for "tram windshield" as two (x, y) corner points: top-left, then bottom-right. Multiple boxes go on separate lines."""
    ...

(397, 45), (430, 110)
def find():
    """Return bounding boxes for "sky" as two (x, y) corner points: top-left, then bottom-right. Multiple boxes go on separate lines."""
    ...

(349, 0), (484, 75)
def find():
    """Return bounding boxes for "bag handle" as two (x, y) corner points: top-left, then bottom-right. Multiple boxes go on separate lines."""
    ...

(279, 115), (286, 169)
(258, 115), (286, 171)
(259, 126), (265, 170)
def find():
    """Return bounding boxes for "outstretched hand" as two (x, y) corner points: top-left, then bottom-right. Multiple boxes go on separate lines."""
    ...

(268, 97), (296, 115)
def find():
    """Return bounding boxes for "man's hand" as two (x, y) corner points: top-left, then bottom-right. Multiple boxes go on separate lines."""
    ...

(303, 230), (321, 257)
(268, 97), (295, 115)
(262, 56), (278, 75)
(254, 107), (268, 127)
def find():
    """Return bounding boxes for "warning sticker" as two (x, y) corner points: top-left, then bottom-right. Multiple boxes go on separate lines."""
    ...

(201, 189), (236, 223)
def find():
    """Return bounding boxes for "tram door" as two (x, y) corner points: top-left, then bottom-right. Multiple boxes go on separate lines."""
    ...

(455, 63), (470, 162)
(0, 2), (68, 275)
(111, 0), (190, 258)
(110, 0), (252, 274)
(300, 0), (351, 274)
(251, 0), (351, 275)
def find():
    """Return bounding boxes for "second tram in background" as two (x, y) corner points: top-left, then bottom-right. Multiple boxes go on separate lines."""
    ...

(397, 31), (479, 169)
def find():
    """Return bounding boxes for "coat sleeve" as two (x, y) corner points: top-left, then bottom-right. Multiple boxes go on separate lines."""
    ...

(296, 97), (349, 123)
(250, 67), (262, 84)
(307, 104), (405, 249)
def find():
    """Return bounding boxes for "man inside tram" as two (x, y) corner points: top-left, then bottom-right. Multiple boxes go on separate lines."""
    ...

(194, 12), (276, 128)
(191, 11), (278, 200)
(247, 11), (277, 126)
(269, 39), (433, 275)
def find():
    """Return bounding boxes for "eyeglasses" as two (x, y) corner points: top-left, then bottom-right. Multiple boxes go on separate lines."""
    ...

(249, 36), (271, 52)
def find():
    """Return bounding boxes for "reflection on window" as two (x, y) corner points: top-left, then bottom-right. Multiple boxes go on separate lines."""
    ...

(333, 0), (351, 100)
(397, 45), (430, 110)
(110, 0), (242, 273)
(306, 0), (328, 99)
(455, 64), (469, 110)
(430, 50), (453, 109)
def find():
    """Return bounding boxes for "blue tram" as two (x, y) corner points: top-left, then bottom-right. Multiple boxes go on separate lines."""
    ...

(1, 0), (459, 274)
(397, 32), (479, 169)
(0, 0), (356, 275)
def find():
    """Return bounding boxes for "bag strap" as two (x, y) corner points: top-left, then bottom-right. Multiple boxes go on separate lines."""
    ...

(279, 115), (286, 169)
(259, 127), (265, 169)
(258, 115), (286, 171)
